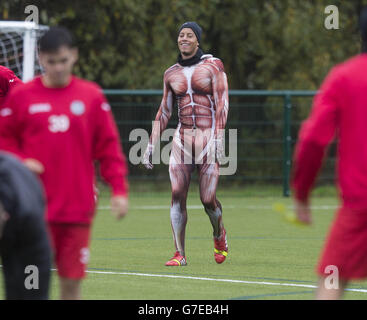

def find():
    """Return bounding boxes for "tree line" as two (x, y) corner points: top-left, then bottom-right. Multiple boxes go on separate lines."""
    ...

(2, 0), (367, 185)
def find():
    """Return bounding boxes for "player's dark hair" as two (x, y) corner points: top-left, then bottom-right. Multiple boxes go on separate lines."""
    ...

(359, 6), (367, 52)
(39, 26), (74, 53)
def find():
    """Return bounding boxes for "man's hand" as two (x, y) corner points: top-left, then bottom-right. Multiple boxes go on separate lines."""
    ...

(294, 199), (312, 225)
(24, 158), (45, 175)
(110, 195), (128, 220)
(143, 143), (154, 169)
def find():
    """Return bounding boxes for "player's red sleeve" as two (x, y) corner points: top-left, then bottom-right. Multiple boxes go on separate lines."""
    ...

(291, 141), (326, 202)
(0, 89), (26, 159)
(291, 67), (341, 202)
(0, 67), (22, 102)
(9, 74), (22, 89)
(92, 92), (129, 197)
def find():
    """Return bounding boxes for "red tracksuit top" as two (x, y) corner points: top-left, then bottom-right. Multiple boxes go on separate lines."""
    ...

(292, 54), (367, 209)
(0, 75), (128, 224)
(0, 66), (22, 107)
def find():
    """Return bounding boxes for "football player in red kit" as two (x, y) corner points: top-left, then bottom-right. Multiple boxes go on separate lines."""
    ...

(0, 27), (129, 300)
(143, 22), (229, 266)
(291, 7), (367, 299)
(0, 65), (22, 107)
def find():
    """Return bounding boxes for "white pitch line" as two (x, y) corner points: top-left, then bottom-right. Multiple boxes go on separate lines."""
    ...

(83, 269), (367, 294)
(0, 266), (365, 294)
(98, 205), (338, 211)
(98, 205), (234, 210)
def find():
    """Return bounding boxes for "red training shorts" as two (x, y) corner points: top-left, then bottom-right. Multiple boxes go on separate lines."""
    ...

(317, 206), (367, 280)
(48, 223), (91, 279)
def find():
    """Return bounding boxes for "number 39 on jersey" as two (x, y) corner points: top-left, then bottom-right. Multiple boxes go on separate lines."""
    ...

(48, 114), (70, 133)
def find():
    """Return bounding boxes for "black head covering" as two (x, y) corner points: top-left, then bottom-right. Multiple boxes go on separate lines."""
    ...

(178, 21), (202, 44)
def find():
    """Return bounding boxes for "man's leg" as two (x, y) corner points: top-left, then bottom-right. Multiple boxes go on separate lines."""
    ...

(48, 223), (90, 299)
(21, 218), (51, 300)
(166, 163), (193, 265)
(2, 250), (51, 300)
(198, 163), (228, 263)
(60, 278), (81, 300)
(199, 163), (222, 237)
(1, 216), (51, 300)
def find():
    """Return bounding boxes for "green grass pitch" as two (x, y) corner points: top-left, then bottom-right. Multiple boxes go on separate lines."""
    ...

(2, 185), (367, 300)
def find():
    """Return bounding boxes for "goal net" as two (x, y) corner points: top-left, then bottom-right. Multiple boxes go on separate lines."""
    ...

(0, 21), (49, 82)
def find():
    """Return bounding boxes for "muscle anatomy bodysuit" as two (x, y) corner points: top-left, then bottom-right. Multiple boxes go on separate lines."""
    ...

(146, 53), (229, 264)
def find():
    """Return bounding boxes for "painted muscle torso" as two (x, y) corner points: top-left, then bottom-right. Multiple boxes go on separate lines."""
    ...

(149, 55), (228, 164)
(165, 55), (225, 130)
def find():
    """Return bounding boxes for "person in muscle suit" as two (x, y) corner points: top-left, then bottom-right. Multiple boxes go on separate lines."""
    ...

(143, 22), (229, 266)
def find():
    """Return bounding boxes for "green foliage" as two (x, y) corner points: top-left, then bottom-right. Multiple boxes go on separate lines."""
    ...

(2, 0), (367, 184)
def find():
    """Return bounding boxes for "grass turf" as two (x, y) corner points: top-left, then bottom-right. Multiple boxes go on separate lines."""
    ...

(2, 185), (367, 300)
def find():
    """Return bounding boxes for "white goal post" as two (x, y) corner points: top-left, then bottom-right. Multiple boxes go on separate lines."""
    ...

(0, 21), (49, 82)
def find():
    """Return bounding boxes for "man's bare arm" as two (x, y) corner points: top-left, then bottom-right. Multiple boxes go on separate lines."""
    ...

(143, 79), (174, 169)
